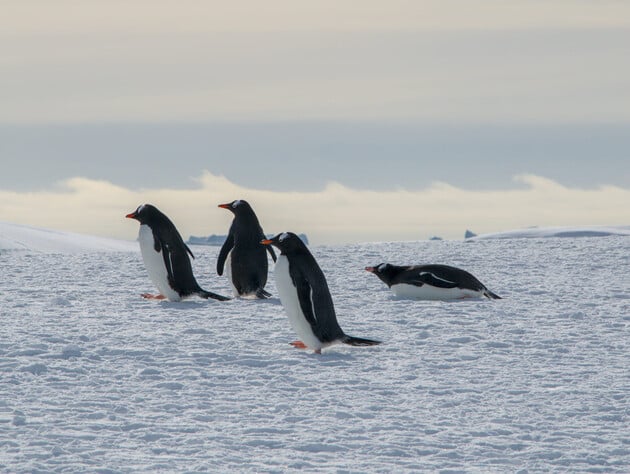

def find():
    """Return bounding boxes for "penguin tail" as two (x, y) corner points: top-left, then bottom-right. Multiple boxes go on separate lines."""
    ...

(342, 335), (382, 347)
(256, 288), (272, 299)
(484, 289), (502, 300)
(198, 290), (231, 301)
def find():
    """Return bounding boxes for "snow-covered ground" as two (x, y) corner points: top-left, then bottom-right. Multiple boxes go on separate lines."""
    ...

(1, 223), (629, 472)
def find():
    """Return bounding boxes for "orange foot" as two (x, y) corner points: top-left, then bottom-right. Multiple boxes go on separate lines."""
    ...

(289, 340), (308, 349)
(141, 293), (167, 300)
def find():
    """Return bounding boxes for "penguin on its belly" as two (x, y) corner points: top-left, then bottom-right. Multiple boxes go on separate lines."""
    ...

(126, 204), (229, 302)
(366, 263), (501, 300)
(217, 200), (276, 299)
(262, 232), (381, 354)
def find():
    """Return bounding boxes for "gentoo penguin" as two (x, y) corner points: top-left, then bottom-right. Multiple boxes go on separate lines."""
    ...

(262, 232), (381, 354)
(365, 263), (501, 300)
(126, 204), (229, 301)
(217, 200), (277, 298)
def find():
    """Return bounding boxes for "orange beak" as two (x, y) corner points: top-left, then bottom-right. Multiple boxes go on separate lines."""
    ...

(218, 203), (230, 209)
(365, 266), (375, 273)
(125, 212), (136, 219)
(261, 239), (273, 245)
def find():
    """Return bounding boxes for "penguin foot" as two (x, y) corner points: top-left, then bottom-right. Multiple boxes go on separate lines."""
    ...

(141, 293), (167, 300)
(289, 341), (308, 349)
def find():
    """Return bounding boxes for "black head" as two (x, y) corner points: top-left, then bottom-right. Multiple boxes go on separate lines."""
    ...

(125, 203), (163, 225)
(218, 199), (254, 215)
(261, 232), (307, 254)
(365, 263), (399, 285)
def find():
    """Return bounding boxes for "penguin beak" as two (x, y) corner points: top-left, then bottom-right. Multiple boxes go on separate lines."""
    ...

(261, 239), (273, 246)
(218, 203), (231, 209)
(125, 212), (137, 219)
(365, 266), (375, 273)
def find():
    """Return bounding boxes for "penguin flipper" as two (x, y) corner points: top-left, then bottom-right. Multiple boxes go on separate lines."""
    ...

(411, 272), (459, 289)
(266, 242), (277, 262)
(293, 275), (342, 343)
(184, 243), (195, 260)
(293, 277), (320, 333)
(216, 233), (234, 275)
(160, 239), (211, 299)
(260, 239), (276, 263)
(260, 227), (277, 262)
(159, 241), (177, 286)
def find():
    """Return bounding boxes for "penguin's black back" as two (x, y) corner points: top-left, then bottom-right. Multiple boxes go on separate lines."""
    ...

(375, 263), (489, 292)
(217, 200), (276, 297)
(135, 205), (204, 296)
(282, 238), (345, 343)
(410, 264), (487, 291)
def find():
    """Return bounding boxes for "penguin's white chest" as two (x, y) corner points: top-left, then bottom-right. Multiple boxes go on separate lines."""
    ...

(137, 225), (181, 301)
(274, 255), (321, 350)
(391, 283), (481, 300)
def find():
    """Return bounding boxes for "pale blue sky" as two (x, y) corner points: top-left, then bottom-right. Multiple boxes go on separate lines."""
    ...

(1, 122), (628, 192)
(1, 1), (629, 242)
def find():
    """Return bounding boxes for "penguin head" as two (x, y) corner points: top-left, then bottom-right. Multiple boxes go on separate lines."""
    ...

(125, 204), (161, 224)
(218, 199), (252, 215)
(365, 263), (397, 285)
(261, 232), (305, 253)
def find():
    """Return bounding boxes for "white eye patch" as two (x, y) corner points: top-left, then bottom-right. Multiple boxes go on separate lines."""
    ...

(377, 263), (388, 272)
(232, 200), (242, 208)
(279, 232), (290, 242)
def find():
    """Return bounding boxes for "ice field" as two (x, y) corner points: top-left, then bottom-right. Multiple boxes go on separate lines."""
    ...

(1, 222), (629, 472)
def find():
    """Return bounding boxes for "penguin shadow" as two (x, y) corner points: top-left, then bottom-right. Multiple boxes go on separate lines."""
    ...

(291, 348), (360, 364)
(224, 294), (283, 306)
(253, 296), (283, 306)
(155, 299), (226, 310)
(388, 294), (492, 303)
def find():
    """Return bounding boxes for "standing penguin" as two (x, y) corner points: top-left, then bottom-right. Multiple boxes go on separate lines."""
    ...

(126, 204), (229, 301)
(365, 263), (501, 300)
(217, 200), (277, 298)
(262, 232), (381, 354)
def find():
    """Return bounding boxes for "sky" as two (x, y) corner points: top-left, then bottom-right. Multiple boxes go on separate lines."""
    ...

(1, 0), (629, 244)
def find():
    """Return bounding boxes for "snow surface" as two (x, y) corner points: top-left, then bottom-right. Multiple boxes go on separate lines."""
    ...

(1, 224), (629, 472)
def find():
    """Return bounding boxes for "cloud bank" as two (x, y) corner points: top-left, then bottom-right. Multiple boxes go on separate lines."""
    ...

(3, 2), (630, 124)
(0, 172), (627, 245)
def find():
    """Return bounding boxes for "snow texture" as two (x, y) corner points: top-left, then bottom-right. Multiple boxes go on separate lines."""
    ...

(1, 223), (629, 472)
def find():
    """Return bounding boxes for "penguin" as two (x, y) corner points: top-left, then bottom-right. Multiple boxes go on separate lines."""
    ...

(217, 200), (277, 298)
(365, 263), (501, 300)
(126, 204), (230, 302)
(262, 232), (381, 354)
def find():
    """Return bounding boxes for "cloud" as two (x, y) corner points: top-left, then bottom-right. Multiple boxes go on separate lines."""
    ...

(0, 172), (627, 244)
(3, 2), (630, 124)
(4, 1), (630, 36)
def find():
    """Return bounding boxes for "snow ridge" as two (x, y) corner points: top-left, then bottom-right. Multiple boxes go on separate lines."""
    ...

(0, 221), (136, 253)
